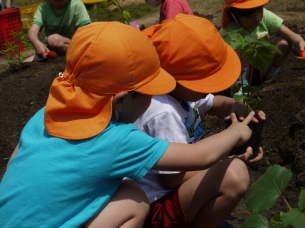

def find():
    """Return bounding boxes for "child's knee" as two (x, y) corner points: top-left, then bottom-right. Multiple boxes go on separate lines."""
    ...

(227, 159), (250, 195)
(276, 38), (292, 55)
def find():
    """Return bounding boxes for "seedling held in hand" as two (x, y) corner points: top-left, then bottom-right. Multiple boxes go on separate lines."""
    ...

(223, 30), (281, 116)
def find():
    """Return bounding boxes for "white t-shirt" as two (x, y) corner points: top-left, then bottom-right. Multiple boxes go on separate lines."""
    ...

(134, 94), (214, 203)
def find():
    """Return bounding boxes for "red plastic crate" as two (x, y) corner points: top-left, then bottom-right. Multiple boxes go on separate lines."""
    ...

(0, 8), (24, 52)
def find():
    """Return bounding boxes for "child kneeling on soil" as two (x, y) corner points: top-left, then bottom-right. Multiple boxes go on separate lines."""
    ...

(146, 0), (193, 23)
(134, 14), (265, 228)
(0, 21), (255, 228)
(27, 0), (91, 61)
(219, 0), (305, 85)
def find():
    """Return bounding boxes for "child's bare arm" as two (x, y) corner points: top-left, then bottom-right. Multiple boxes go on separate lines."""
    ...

(153, 112), (254, 171)
(205, 95), (235, 116)
(28, 24), (49, 59)
(206, 95), (266, 122)
(278, 24), (305, 52)
(6, 144), (18, 169)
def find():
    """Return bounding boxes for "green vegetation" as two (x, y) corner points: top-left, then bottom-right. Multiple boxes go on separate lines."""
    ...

(0, 31), (32, 71)
(241, 165), (305, 228)
(14, 0), (159, 24)
(223, 30), (281, 115)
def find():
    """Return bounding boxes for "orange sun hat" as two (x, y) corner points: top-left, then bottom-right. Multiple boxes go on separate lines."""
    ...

(44, 22), (176, 140)
(222, 0), (269, 28)
(142, 14), (241, 94)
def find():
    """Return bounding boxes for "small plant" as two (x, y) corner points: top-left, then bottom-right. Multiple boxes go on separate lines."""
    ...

(223, 31), (281, 115)
(242, 164), (305, 228)
(108, 0), (131, 24)
(0, 30), (31, 72)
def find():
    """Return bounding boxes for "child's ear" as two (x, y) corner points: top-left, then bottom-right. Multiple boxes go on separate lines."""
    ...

(113, 91), (128, 111)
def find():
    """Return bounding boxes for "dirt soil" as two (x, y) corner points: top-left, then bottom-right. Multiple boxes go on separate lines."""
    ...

(1, 0), (305, 227)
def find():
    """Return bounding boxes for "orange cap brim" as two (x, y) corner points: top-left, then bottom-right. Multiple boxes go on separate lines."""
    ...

(228, 0), (269, 9)
(176, 44), (241, 93)
(135, 67), (176, 95)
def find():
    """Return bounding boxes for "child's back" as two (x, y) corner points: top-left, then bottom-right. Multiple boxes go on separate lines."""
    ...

(146, 0), (193, 23)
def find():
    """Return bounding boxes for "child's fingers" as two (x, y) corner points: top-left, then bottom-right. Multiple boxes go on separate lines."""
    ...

(230, 112), (238, 123)
(230, 147), (253, 162)
(247, 147), (264, 164)
(243, 111), (255, 125)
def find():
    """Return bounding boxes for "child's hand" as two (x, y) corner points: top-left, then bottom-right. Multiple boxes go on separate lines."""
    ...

(229, 147), (264, 164)
(35, 42), (50, 59)
(225, 102), (266, 123)
(228, 111), (254, 147)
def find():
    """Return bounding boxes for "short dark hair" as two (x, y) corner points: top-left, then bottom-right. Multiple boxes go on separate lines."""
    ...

(228, 6), (263, 21)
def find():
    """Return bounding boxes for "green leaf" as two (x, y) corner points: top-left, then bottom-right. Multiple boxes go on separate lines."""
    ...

(246, 165), (292, 213)
(122, 10), (131, 24)
(247, 98), (261, 111)
(230, 84), (242, 96)
(244, 35), (259, 44)
(247, 46), (273, 71)
(258, 40), (281, 54)
(298, 189), (305, 211)
(269, 224), (284, 228)
(228, 33), (245, 49)
(233, 93), (247, 103)
(241, 214), (268, 228)
(242, 85), (259, 93)
(282, 208), (305, 227)
(270, 212), (284, 226)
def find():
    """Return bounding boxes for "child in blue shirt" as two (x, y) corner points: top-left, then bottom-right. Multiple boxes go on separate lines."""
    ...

(1, 21), (255, 228)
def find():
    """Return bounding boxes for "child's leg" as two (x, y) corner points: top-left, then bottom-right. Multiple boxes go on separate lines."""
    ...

(262, 36), (291, 81)
(47, 34), (71, 56)
(86, 179), (149, 228)
(179, 158), (249, 228)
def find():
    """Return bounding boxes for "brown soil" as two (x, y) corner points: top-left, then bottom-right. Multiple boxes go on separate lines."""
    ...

(1, 0), (305, 227)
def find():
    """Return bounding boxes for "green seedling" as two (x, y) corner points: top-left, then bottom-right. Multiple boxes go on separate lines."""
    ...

(108, 0), (131, 24)
(223, 30), (281, 115)
(0, 30), (32, 72)
(241, 164), (305, 228)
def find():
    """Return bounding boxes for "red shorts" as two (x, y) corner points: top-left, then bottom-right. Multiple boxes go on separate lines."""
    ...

(143, 189), (191, 228)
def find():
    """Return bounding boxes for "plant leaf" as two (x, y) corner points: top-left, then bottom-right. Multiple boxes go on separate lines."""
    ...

(298, 189), (305, 211)
(122, 10), (131, 24)
(246, 165), (292, 213)
(270, 212), (285, 227)
(247, 46), (273, 71)
(241, 214), (268, 228)
(244, 35), (259, 44)
(228, 33), (245, 49)
(282, 208), (305, 227)
(259, 40), (282, 55)
(233, 93), (247, 103)
(230, 84), (242, 96)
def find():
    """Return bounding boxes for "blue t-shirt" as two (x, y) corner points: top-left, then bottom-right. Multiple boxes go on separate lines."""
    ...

(0, 108), (168, 227)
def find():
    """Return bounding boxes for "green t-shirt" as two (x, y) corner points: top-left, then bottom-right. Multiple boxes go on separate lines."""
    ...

(219, 8), (283, 42)
(33, 0), (91, 38)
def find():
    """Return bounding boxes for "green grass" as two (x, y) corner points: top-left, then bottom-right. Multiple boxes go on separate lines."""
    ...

(14, 0), (159, 23)
(88, 2), (159, 23)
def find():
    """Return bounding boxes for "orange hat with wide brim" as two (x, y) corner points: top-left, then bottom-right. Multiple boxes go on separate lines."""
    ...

(224, 0), (269, 9)
(222, 0), (269, 28)
(45, 22), (176, 140)
(143, 14), (241, 94)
